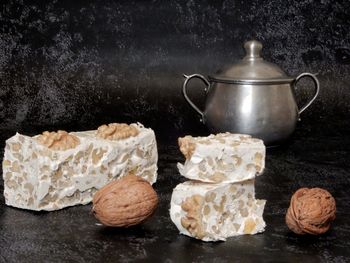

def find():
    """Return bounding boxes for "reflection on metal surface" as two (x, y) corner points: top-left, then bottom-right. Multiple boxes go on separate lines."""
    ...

(241, 86), (253, 115)
(182, 40), (320, 145)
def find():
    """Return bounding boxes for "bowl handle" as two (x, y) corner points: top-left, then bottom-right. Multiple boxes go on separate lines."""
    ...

(182, 74), (210, 122)
(294, 73), (320, 115)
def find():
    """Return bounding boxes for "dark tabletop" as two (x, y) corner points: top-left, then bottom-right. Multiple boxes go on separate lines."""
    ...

(0, 119), (349, 263)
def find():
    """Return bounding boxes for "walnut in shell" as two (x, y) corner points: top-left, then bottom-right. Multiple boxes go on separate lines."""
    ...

(285, 187), (336, 235)
(92, 174), (158, 227)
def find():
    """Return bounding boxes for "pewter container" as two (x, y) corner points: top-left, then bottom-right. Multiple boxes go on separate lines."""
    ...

(182, 40), (319, 145)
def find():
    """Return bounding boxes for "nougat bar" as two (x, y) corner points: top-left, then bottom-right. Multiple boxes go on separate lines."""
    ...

(170, 180), (266, 242)
(177, 133), (265, 183)
(2, 123), (157, 211)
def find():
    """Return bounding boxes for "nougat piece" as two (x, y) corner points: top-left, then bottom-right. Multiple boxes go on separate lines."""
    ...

(170, 180), (266, 242)
(2, 123), (158, 211)
(177, 133), (265, 183)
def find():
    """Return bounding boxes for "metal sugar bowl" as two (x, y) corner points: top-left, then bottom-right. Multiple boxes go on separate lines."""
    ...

(182, 40), (320, 146)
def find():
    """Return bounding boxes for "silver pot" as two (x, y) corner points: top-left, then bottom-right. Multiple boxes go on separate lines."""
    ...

(182, 40), (320, 146)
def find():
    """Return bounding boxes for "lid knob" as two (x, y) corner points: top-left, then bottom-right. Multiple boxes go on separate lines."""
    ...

(243, 40), (263, 61)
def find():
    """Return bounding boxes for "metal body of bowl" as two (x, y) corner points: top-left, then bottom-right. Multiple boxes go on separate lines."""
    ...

(182, 40), (319, 146)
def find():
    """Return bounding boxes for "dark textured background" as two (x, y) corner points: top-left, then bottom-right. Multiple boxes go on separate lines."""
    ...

(0, 0), (349, 140)
(1, 1), (350, 262)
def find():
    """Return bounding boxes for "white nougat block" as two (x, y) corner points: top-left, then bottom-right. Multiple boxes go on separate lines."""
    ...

(170, 180), (266, 242)
(2, 123), (158, 211)
(177, 133), (265, 183)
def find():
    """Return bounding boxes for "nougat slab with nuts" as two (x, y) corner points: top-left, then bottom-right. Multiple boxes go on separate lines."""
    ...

(170, 180), (266, 242)
(2, 123), (158, 211)
(177, 133), (265, 183)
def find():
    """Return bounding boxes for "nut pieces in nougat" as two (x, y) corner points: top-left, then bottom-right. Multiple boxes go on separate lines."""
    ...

(2, 123), (158, 211)
(171, 133), (267, 241)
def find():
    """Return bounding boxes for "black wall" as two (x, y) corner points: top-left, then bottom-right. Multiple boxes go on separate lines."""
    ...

(1, 0), (349, 139)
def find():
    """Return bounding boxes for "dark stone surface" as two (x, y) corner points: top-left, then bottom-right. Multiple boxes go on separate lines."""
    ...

(0, 119), (349, 263)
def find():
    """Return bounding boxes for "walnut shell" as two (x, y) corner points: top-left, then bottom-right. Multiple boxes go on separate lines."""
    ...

(285, 187), (336, 235)
(92, 174), (158, 227)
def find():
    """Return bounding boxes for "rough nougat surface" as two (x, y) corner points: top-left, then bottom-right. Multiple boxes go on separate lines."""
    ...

(170, 180), (266, 242)
(177, 133), (265, 183)
(2, 123), (158, 211)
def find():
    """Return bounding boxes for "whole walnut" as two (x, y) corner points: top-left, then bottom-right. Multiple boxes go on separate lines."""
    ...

(92, 174), (158, 227)
(285, 187), (336, 235)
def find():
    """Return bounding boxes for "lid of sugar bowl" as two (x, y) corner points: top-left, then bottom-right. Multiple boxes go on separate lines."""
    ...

(209, 40), (294, 85)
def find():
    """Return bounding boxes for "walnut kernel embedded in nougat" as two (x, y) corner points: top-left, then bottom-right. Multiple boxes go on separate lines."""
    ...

(37, 130), (80, 151)
(3, 123), (158, 211)
(96, 123), (139, 140)
(180, 194), (206, 239)
(177, 133), (265, 184)
(170, 180), (266, 241)
(178, 136), (196, 159)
